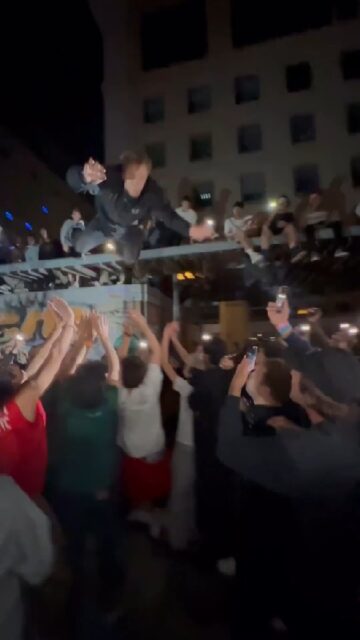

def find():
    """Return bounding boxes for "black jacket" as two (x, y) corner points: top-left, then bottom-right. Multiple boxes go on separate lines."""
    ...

(66, 164), (190, 237)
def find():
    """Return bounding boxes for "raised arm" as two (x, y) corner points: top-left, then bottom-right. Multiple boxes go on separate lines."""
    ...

(93, 313), (120, 385)
(161, 323), (178, 383)
(56, 313), (94, 380)
(66, 158), (106, 196)
(116, 320), (134, 361)
(267, 299), (316, 357)
(128, 309), (161, 365)
(170, 325), (191, 367)
(15, 298), (76, 421)
(25, 304), (64, 379)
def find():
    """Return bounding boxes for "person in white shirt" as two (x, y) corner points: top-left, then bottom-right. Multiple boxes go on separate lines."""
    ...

(118, 310), (170, 527)
(161, 322), (199, 550)
(0, 475), (53, 640)
(60, 208), (85, 255)
(224, 201), (264, 266)
(175, 196), (198, 226)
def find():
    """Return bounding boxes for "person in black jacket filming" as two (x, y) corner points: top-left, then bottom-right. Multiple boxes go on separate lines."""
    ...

(66, 151), (215, 264)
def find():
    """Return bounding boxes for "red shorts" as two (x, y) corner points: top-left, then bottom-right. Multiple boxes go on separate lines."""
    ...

(122, 451), (171, 507)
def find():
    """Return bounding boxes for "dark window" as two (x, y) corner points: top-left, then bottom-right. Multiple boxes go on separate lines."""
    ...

(286, 62), (312, 92)
(143, 97), (164, 124)
(231, 2), (331, 48)
(238, 124), (262, 153)
(334, 0), (358, 21)
(351, 156), (360, 187)
(347, 103), (360, 133)
(190, 134), (212, 161)
(240, 172), (266, 203)
(234, 75), (260, 104)
(145, 143), (166, 169)
(188, 86), (212, 114)
(194, 181), (214, 208)
(340, 49), (360, 80)
(141, 0), (207, 71)
(293, 164), (320, 195)
(290, 114), (316, 144)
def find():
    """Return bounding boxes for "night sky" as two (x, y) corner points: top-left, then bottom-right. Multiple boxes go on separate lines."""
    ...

(0, 0), (103, 177)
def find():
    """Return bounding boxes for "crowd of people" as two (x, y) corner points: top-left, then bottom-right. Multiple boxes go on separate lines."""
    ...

(1, 150), (359, 270)
(1, 291), (360, 638)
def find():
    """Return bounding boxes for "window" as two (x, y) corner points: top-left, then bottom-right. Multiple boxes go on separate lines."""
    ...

(290, 114), (316, 144)
(340, 49), (360, 80)
(145, 143), (166, 169)
(234, 75), (260, 104)
(286, 62), (312, 92)
(194, 181), (214, 208)
(240, 172), (266, 203)
(141, 0), (207, 71)
(188, 86), (212, 114)
(350, 156), (360, 187)
(347, 103), (360, 134)
(293, 164), (320, 195)
(190, 134), (212, 161)
(143, 97), (164, 124)
(238, 124), (262, 153)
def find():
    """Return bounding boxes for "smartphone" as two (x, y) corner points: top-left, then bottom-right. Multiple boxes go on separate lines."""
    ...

(246, 345), (258, 370)
(276, 286), (288, 309)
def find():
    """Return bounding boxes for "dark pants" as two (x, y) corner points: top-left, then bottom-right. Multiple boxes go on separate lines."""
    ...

(305, 221), (347, 254)
(72, 215), (144, 265)
(52, 492), (122, 597)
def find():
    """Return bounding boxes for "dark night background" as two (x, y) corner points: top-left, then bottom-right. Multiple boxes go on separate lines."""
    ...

(0, 0), (104, 177)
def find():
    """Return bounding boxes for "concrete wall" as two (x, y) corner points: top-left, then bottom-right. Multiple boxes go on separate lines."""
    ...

(92, 0), (360, 217)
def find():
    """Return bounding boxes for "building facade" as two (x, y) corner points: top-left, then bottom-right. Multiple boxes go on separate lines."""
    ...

(90, 0), (360, 218)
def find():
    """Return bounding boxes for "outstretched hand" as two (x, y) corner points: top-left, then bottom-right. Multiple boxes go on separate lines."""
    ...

(189, 222), (217, 243)
(229, 357), (253, 396)
(92, 313), (110, 341)
(128, 309), (148, 331)
(164, 321), (179, 338)
(267, 299), (290, 328)
(83, 158), (106, 185)
(49, 298), (75, 325)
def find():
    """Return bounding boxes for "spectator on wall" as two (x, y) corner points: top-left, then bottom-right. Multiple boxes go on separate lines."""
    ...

(60, 208), (85, 256)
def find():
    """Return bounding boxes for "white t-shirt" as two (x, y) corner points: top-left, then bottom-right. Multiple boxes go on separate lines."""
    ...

(175, 207), (198, 226)
(118, 363), (164, 458)
(173, 377), (194, 447)
(224, 215), (253, 237)
(0, 476), (53, 640)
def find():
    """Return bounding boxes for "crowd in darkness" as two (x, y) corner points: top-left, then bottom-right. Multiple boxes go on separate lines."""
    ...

(1, 290), (360, 638)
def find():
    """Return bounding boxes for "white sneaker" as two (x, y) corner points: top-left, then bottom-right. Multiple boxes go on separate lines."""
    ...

(310, 251), (321, 262)
(251, 252), (265, 266)
(334, 248), (349, 258)
(216, 557), (236, 577)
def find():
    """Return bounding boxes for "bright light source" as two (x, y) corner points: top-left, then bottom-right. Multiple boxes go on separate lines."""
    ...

(206, 218), (215, 227)
(348, 326), (359, 336)
(139, 339), (148, 349)
(299, 323), (310, 332)
(105, 241), (116, 251)
(41, 205), (49, 214)
(184, 271), (195, 280)
(340, 323), (350, 330)
(25, 222), (33, 231)
(176, 273), (185, 281)
(15, 333), (24, 341)
(201, 333), (212, 342)
(297, 309), (308, 316)
(268, 200), (277, 211)
(4, 211), (14, 221)
(257, 333), (263, 337)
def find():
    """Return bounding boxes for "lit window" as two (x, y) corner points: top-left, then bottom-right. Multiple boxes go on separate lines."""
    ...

(293, 164), (320, 195)
(234, 75), (260, 104)
(190, 134), (212, 161)
(145, 142), (166, 169)
(240, 172), (266, 203)
(195, 181), (214, 208)
(286, 62), (312, 92)
(143, 97), (165, 124)
(188, 86), (212, 114)
(4, 211), (14, 221)
(238, 124), (262, 153)
(290, 114), (316, 144)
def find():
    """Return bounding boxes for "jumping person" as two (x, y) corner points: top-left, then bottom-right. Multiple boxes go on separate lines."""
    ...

(66, 151), (215, 264)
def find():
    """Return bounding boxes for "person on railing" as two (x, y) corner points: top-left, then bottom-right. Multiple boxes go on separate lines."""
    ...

(299, 191), (349, 261)
(224, 200), (264, 266)
(60, 208), (85, 256)
(66, 151), (215, 264)
(260, 195), (306, 264)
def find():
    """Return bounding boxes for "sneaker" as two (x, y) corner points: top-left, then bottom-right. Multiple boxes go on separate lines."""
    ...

(216, 557), (236, 577)
(250, 252), (265, 267)
(334, 247), (349, 258)
(310, 251), (321, 262)
(290, 247), (307, 263)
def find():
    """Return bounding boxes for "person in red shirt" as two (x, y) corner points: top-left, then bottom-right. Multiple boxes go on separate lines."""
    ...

(0, 298), (76, 498)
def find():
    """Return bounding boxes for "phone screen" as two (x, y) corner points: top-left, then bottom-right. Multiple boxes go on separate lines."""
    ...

(246, 346), (258, 370)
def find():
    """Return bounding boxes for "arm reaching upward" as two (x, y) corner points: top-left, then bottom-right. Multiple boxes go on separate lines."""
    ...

(128, 309), (161, 365)
(92, 313), (120, 385)
(161, 323), (178, 383)
(25, 302), (64, 379)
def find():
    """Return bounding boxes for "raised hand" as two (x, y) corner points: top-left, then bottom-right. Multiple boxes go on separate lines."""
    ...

(128, 309), (148, 331)
(83, 158), (106, 185)
(267, 299), (290, 328)
(165, 321), (179, 338)
(49, 298), (75, 325)
(92, 313), (110, 342)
